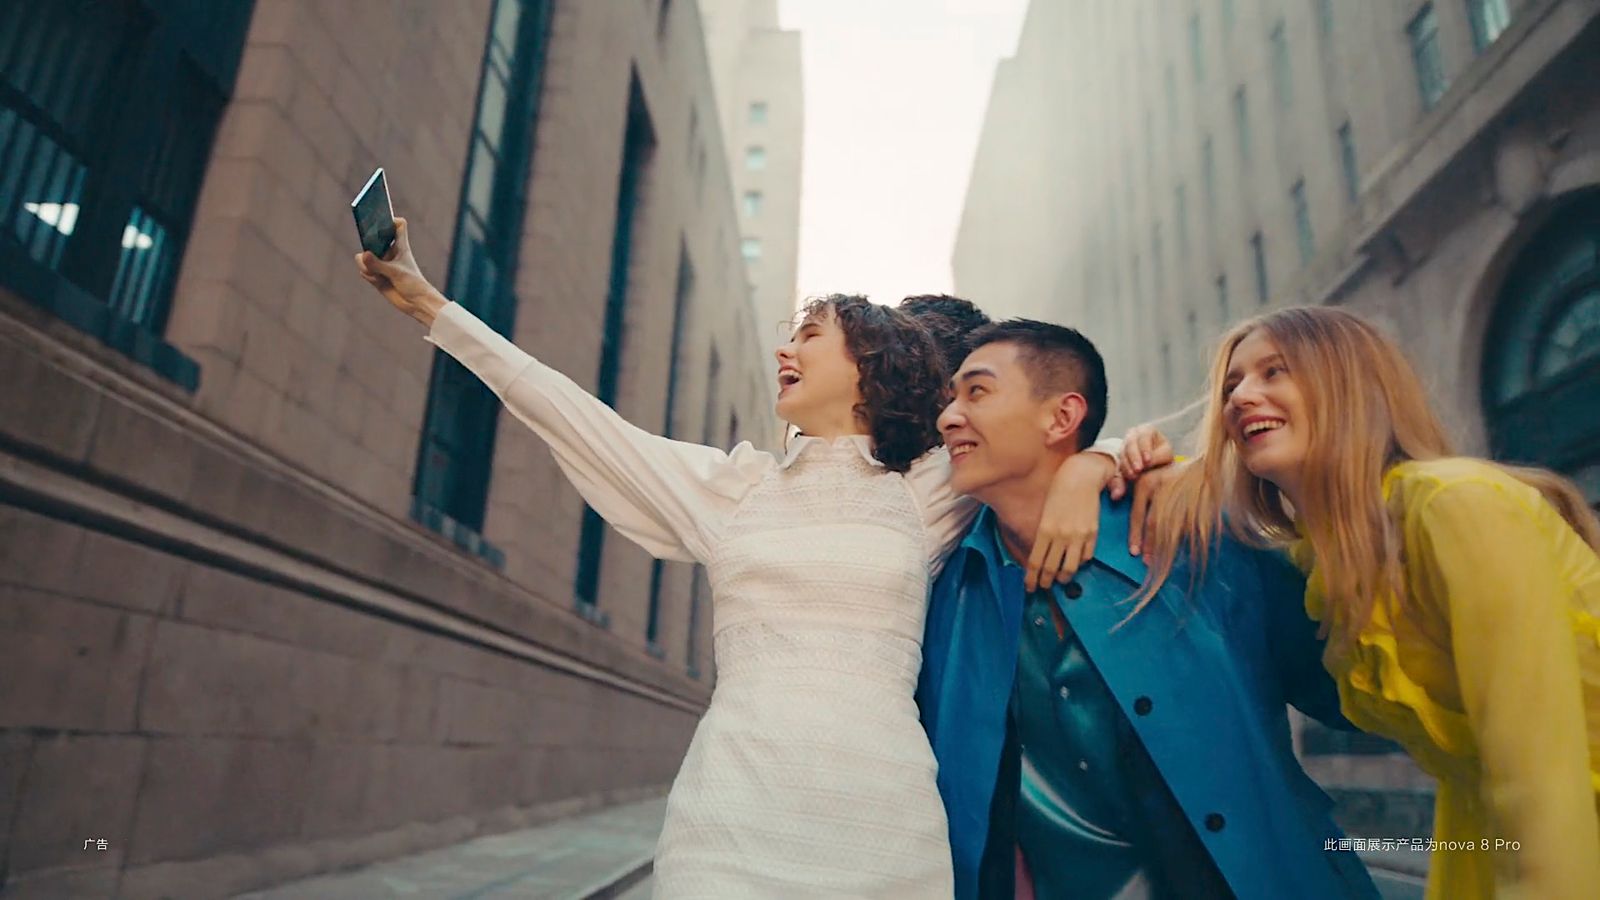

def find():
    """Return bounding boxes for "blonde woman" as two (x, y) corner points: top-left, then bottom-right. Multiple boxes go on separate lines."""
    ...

(1123, 306), (1600, 899)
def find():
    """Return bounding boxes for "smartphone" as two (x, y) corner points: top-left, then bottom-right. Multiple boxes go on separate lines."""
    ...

(351, 167), (398, 258)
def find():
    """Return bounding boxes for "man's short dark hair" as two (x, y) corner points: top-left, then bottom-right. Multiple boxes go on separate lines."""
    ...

(899, 294), (992, 378)
(966, 319), (1108, 449)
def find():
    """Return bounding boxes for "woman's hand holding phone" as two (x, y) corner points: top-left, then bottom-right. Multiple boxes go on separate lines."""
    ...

(354, 218), (448, 328)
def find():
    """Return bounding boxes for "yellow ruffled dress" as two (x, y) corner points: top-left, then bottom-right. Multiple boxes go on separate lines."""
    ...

(1291, 458), (1600, 899)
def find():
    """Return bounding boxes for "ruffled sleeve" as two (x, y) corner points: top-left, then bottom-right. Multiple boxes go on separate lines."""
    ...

(426, 302), (773, 563)
(904, 447), (979, 578)
(1409, 478), (1600, 897)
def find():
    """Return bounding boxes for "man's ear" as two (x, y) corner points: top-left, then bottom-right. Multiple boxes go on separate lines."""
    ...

(1044, 392), (1087, 450)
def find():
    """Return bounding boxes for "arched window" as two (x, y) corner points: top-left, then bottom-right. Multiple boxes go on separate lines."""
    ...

(1482, 192), (1600, 506)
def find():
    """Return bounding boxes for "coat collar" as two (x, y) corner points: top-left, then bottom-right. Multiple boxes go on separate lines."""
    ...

(955, 496), (1150, 589)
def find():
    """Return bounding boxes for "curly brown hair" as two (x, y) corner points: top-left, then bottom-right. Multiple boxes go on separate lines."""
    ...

(796, 294), (947, 473)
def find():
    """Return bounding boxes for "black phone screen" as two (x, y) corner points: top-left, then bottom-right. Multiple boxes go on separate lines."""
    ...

(351, 167), (397, 258)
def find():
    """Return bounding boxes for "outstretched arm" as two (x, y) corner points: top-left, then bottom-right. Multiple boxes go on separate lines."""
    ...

(358, 220), (770, 562)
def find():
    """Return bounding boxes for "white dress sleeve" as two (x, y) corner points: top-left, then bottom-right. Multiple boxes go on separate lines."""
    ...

(904, 437), (1125, 579)
(904, 448), (979, 579)
(425, 301), (772, 563)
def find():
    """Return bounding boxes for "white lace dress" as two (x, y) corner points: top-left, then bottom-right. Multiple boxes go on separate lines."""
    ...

(428, 302), (974, 897)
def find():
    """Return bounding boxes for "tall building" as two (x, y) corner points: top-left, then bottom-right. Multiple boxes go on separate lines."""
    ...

(0, 0), (775, 895)
(955, 0), (1600, 858)
(701, 0), (805, 342)
(956, 0), (1600, 513)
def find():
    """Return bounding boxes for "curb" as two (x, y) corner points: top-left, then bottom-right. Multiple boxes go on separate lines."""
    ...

(573, 853), (654, 899)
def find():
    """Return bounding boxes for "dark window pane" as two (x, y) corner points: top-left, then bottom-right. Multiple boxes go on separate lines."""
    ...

(1535, 290), (1600, 383)
(492, 0), (522, 59)
(6, 121), (86, 271)
(465, 133), (497, 215)
(478, 70), (509, 150)
(108, 206), (176, 329)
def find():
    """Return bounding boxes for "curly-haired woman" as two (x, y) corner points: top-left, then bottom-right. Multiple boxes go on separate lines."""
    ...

(355, 220), (1120, 896)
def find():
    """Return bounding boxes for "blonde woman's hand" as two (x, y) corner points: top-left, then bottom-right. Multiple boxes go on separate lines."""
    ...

(1118, 423), (1175, 481)
(1025, 450), (1118, 592)
(354, 218), (448, 327)
(1128, 458), (1190, 557)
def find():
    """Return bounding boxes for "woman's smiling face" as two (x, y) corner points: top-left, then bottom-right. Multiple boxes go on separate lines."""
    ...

(774, 306), (865, 435)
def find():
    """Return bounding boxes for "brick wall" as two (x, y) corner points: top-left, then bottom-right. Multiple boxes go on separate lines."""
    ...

(1, 0), (780, 895)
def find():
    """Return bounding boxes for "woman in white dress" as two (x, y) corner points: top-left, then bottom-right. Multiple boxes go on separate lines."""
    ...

(356, 220), (1120, 897)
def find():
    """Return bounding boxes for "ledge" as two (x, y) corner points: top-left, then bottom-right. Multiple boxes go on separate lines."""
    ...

(0, 239), (200, 391)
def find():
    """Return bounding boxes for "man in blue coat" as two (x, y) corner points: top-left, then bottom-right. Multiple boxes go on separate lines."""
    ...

(917, 319), (1378, 899)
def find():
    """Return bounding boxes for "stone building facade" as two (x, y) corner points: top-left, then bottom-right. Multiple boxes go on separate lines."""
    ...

(702, 0), (805, 356)
(0, 0), (781, 895)
(953, 0), (1600, 848)
(955, 0), (1600, 505)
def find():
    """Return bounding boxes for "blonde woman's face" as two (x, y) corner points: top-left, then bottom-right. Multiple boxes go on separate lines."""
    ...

(1223, 329), (1310, 493)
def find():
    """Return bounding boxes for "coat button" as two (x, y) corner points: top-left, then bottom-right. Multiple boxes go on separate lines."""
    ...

(1058, 686), (1071, 700)
(1205, 813), (1226, 832)
(1064, 581), (1083, 599)
(1033, 616), (1047, 628)
(1133, 696), (1153, 716)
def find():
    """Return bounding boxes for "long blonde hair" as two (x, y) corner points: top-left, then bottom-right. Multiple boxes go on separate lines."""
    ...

(1135, 306), (1600, 649)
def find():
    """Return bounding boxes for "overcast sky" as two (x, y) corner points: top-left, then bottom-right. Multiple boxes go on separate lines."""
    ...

(777, 0), (1030, 306)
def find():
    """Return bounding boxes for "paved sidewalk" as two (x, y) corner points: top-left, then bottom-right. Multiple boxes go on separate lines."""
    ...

(236, 798), (665, 899)
(1361, 849), (1429, 900)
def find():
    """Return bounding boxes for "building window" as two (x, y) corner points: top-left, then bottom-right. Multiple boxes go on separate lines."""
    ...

(1151, 224), (1165, 300)
(1338, 122), (1360, 203)
(1175, 184), (1189, 258)
(1202, 136), (1217, 210)
(1482, 195), (1600, 506)
(575, 74), (658, 610)
(1251, 232), (1269, 304)
(749, 101), (768, 124)
(743, 190), (763, 217)
(1270, 21), (1292, 107)
(1409, 4), (1448, 111)
(0, 1), (252, 390)
(1222, 0), (1236, 32)
(687, 345), (722, 678)
(1144, 108), (1156, 173)
(657, 0), (672, 37)
(1468, 0), (1511, 52)
(745, 146), (766, 170)
(741, 237), (761, 261)
(1233, 87), (1250, 165)
(1189, 14), (1204, 81)
(1131, 253), (1143, 314)
(1185, 308), (1201, 370)
(1317, 0), (1335, 38)
(1164, 64), (1178, 127)
(1216, 272), (1230, 324)
(647, 245), (697, 650)
(414, 0), (554, 559)
(1291, 180), (1314, 264)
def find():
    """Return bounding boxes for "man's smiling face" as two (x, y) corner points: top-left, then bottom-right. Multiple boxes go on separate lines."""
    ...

(937, 341), (1059, 501)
